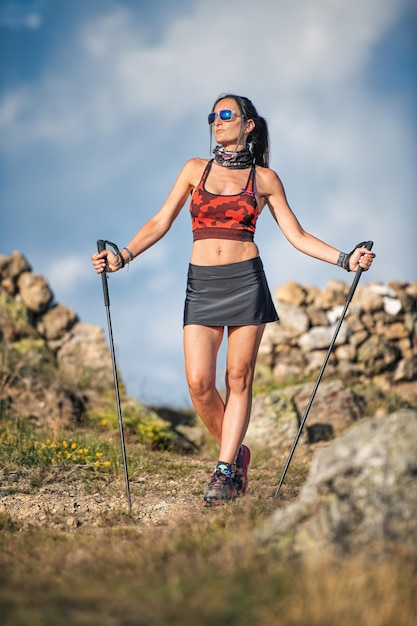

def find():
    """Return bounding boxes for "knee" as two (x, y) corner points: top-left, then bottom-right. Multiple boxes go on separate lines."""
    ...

(187, 372), (215, 400)
(227, 364), (253, 394)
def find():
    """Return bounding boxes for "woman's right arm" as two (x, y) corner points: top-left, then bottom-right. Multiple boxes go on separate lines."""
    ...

(92, 158), (206, 273)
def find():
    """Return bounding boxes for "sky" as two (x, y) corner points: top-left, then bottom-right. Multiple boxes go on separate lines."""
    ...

(1, 0), (416, 408)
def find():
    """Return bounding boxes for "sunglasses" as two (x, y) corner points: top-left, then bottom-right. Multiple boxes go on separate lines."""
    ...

(208, 109), (240, 124)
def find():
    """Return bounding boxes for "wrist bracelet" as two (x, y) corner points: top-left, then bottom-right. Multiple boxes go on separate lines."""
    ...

(337, 251), (351, 272)
(123, 247), (134, 262)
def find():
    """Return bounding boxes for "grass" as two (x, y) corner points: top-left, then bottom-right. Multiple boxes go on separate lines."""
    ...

(0, 446), (417, 626)
(0, 506), (415, 626)
(0, 417), (114, 472)
(0, 415), (416, 625)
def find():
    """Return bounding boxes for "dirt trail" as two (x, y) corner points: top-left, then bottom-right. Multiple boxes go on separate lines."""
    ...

(0, 456), (290, 532)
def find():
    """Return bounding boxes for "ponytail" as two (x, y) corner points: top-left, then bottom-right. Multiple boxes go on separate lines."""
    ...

(247, 115), (269, 168)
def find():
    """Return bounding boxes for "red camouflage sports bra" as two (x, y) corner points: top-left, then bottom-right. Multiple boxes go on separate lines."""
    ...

(190, 160), (259, 242)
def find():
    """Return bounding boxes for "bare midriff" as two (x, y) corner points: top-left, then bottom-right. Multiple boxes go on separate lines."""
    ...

(190, 239), (260, 266)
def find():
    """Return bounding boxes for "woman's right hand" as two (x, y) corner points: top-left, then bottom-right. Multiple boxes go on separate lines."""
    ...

(91, 249), (121, 274)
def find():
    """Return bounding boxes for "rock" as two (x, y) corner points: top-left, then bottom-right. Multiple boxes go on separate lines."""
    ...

(305, 305), (328, 327)
(326, 305), (344, 324)
(17, 271), (53, 313)
(389, 281), (416, 313)
(299, 323), (349, 352)
(405, 282), (417, 298)
(292, 379), (362, 436)
(393, 357), (417, 382)
(345, 311), (365, 332)
(274, 302), (310, 337)
(304, 349), (331, 376)
(274, 280), (307, 306)
(351, 285), (383, 313)
(271, 347), (306, 382)
(258, 410), (417, 560)
(367, 283), (397, 298)
(57, 323), (114, 388)
(376, 322), (410, 341)
(0, 251), (31, 292)
(383, 296), (402, 316)
(37, 304), (79, 342)
(334, 343), (356, 362)
(313, 279), (349, 308)
(357, 335), (400, 374)
(246, 390), (299, 453)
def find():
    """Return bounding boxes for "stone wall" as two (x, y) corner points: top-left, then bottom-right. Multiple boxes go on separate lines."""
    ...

(1, 251), (416, 417)
(257, 278), (417, 404)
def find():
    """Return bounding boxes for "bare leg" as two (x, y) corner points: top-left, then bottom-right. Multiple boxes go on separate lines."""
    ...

(219, 324), (265, 464)
(184, 323), (265, 466)
(183, 324), (225, 445)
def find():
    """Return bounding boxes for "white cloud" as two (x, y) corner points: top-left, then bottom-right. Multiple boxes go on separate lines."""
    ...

(46, 255), (92, 296)
(0, 0), (415, 404)
(0, 0), (406, 150)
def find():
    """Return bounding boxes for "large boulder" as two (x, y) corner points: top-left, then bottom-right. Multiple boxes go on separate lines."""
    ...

(258, 410), (417, 560)
(246, 389), (299, 453)
(247, 380), (362, 452)
(57, 322), (114, 388)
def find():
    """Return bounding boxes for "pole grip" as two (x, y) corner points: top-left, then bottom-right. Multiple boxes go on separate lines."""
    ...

(97, 239), (110, 307)
(346, 240), (373, 304)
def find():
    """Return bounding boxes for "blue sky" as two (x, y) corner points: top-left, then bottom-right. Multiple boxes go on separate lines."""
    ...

(1, 0), (416, 407)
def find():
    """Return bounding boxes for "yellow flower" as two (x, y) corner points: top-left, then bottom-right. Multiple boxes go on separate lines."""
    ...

(71, 442), (77, 450)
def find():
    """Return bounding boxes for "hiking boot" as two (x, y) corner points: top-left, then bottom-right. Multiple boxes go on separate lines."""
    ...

(203, 470), (237, 506)
(232, 445), (251, 495)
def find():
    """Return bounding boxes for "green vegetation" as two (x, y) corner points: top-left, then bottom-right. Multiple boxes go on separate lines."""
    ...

(0, 422), (112, 472)
(0, 412), (415, 626)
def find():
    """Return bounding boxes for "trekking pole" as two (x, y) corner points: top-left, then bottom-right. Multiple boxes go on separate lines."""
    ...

(274, 240), (374, 498)
(97, 239), (131, 511)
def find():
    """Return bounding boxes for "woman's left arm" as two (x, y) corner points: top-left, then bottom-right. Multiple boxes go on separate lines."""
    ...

(258, 168), (375, 272)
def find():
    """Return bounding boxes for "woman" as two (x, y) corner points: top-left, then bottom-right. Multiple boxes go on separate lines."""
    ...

(91, 94), (375, 506)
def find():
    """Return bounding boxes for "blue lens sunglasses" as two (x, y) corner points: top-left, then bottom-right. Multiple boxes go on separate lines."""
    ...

(208, 109), (240, 124)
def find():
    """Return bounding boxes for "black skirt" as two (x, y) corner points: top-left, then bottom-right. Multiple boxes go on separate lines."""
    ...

(183, 257), (279, 327)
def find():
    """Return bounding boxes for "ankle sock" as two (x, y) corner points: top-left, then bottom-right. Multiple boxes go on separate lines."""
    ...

(215, 462), (233, 478)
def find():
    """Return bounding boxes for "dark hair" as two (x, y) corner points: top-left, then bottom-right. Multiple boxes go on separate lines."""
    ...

(211, 93), (270, 167)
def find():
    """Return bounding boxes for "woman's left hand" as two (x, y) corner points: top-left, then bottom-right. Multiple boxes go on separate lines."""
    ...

(349, 247), (376, 272)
